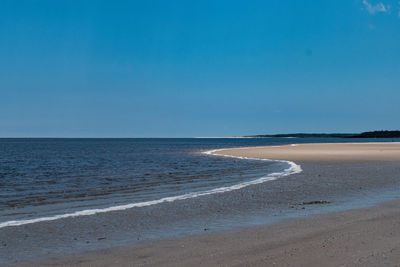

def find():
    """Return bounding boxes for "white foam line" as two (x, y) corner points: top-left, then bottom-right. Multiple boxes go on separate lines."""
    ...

(0, 146), (302, 229)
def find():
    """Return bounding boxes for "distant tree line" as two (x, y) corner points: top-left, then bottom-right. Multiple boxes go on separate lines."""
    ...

(246, 130), (400, 138)
(348, 130), (400, 138)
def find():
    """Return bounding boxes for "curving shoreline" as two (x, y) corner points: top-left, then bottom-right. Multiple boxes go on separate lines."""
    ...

(7, 142), (400, 266)
(6, 142), (398, 230)
(0, 147), (299, 230)
(210, 142), (400, 162)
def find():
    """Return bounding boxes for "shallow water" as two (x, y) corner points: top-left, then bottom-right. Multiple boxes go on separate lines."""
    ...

(0, 137), (395, 225)
(1, 138), (400, 264)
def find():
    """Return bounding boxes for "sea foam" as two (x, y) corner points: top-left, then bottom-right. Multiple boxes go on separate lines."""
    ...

(0, 147), (302, 229)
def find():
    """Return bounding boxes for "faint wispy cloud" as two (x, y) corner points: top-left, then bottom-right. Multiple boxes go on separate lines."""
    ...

(398, 1), (400, 17)
(362, 0), (389, 14)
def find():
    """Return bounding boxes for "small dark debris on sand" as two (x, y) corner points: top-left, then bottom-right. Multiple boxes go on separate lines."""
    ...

(293, 200), (332, 206)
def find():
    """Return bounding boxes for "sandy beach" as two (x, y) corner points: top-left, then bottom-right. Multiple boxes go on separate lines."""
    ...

(16, 199), (400, 267)
(214, 142), (400, 162)
(7, 142), (400, 266)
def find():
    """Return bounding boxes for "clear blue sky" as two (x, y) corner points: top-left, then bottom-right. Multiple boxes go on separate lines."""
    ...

(1, 0), (399, 137)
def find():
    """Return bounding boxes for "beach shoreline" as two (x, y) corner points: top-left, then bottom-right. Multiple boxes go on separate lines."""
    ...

(13, 199), (400, 267)
(6, 142), (400, 266)
(210, 142), (400, 162)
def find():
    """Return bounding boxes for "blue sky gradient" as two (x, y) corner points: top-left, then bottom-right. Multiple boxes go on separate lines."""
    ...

(1, 0), (399, 137)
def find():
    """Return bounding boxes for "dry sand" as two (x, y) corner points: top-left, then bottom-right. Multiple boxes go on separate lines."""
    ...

(10, 142), (400, 267)
(213, 142), (400, 162)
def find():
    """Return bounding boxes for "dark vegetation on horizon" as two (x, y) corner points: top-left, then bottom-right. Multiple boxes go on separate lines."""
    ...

(348, 130), (400, 138)
(247, 131), (400, 138)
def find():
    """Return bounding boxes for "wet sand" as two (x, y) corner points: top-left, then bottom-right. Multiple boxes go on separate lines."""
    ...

(15, 199), (400, 267)
(6, 142), (400, 266)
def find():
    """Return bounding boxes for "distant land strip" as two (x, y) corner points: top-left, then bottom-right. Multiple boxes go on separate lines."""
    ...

(245, 130), (400, 138)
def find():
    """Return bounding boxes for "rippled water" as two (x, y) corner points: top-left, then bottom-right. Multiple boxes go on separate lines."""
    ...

(0, 137), (389, 223)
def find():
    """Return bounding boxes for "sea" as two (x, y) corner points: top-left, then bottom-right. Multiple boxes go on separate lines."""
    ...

(0, 137), (391, 228)
(2, 137), (400, 264)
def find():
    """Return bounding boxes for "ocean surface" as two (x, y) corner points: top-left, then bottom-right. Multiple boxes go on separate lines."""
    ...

(0, 137), (394, 228)
(3, 138), (400, 264)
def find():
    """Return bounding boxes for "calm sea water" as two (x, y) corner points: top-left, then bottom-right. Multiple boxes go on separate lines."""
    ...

(0, 137), (393, 225)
